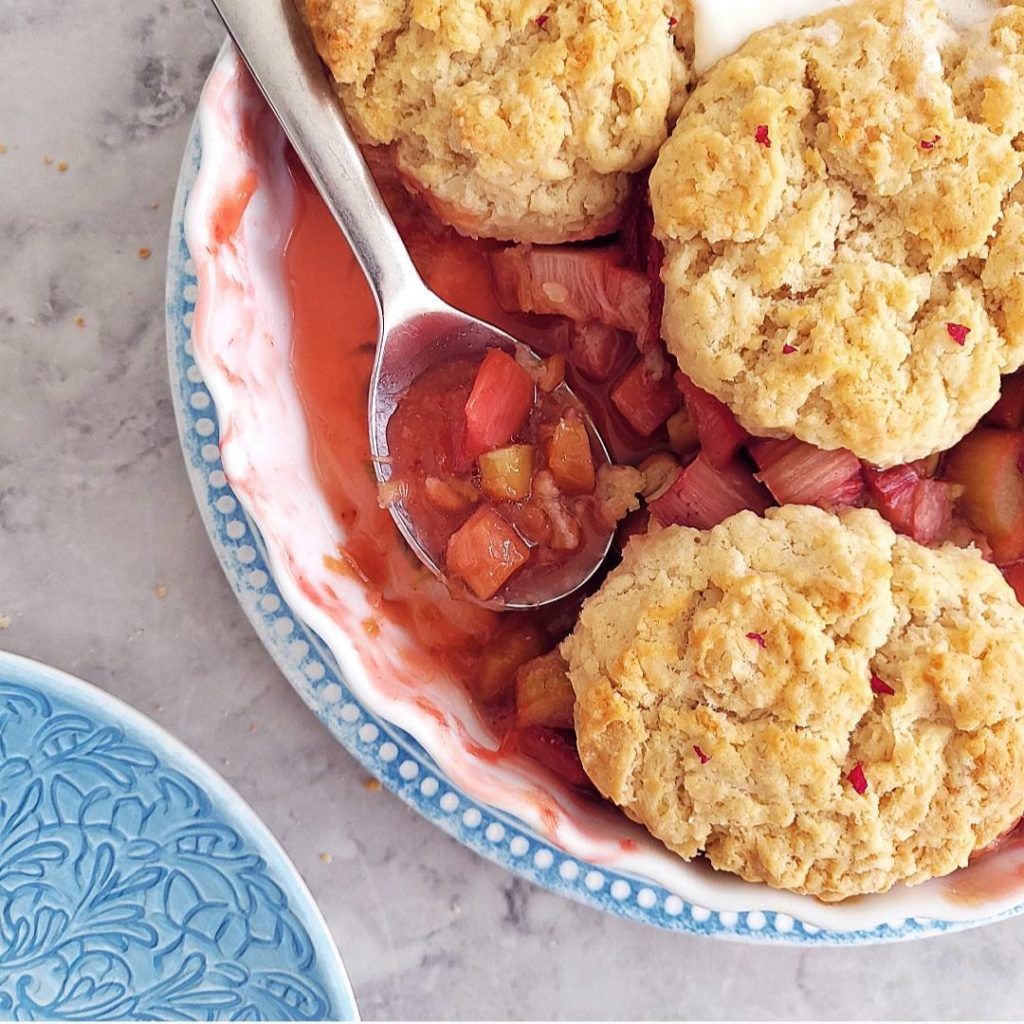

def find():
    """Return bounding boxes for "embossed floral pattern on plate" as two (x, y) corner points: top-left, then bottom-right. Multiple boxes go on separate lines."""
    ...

(0, 652), (356, 1021)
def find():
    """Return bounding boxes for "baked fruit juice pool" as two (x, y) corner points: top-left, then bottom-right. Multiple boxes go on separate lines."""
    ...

(285, 149), (1024, 801)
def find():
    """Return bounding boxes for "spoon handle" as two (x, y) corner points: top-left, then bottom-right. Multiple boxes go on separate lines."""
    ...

(210, 0), (424, 318)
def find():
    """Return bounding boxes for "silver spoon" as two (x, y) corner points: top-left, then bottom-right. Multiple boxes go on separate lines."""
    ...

(211, 0), (615, 608)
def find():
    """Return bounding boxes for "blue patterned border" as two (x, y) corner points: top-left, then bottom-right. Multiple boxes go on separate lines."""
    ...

(0, 653), (357, 1021)
(166, 87), (1024, 946)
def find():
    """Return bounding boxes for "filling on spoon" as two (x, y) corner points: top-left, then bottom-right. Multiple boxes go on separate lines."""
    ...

(384, 347), (642, 602)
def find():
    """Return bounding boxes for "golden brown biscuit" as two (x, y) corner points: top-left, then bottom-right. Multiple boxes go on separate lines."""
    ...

(562, 505), (1024, 901)
(301, 0), (689, 243)
(651, 0), (1024, 467)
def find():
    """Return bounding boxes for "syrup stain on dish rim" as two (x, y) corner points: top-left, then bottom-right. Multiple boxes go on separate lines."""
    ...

(172, 42), (1024, 942)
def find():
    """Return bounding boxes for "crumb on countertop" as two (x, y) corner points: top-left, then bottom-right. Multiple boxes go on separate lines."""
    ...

(362, 777), (382, 792)
(74, 315), (86, 328)
(0, 614), (11, 630)
(154, 584), (168, 599)
(320, 851), (332, 864)
(57, 160), (68, 173)
(138, 247), (151, 260)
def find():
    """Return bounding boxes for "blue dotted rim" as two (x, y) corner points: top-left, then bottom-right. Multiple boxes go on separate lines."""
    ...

(165, 72), (1024, 946)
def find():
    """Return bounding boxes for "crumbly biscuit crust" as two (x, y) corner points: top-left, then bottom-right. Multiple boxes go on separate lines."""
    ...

(301, 0), (689, 242)
(651, 0), (1024, 466)
(563, 506), (1024, 901)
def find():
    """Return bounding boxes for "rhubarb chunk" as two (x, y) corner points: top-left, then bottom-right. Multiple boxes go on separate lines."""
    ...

(473, 623), (549, 707)
(750, 438), (864, 507)
(463, 349), (534, 458)
(478, 445), (535, 502)
(676, 373), (748, 468)
(863, 464), (953, 546)
(446, 506), (531, 600)
(648, 454), (771, 529)
(569, 323), (633, 382)
(611, 355), (681, 437)
(546, 413), (596, 495)
(490, 245), (651, 339)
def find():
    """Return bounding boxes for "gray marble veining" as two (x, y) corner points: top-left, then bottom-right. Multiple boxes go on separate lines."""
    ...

(2, 1), (1023, 1019)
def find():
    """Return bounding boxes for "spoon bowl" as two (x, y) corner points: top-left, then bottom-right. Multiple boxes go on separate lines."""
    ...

(369, 300), (614, 609)
(211, 0), (615, 608)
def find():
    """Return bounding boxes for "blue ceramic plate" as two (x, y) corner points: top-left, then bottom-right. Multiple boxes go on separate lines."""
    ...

(166, 46), (1024, 946)
(0, 651), (357, 1021)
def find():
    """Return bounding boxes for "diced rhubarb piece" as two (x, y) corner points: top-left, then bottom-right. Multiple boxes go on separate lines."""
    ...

(546, 412), (596, 495)
(489, 244), (651, 339)
(515, 726), (592, 789)
(648, 454), (772, 529)
(863, 464), (954, 546)
(463, 349), (534, 458)
(943, 428), (1024, 563)
(478, 445), (535, 502)
(611, 354), (681, 437)
(676, 373), (748, 469)
(746, 439), (789, 471)
(985, 373), (1024, 430)
(424, 476), (479, 513)
(446, 506), (531, 600)
(515, 651), (576, 729)
(569, 323), (633, 382)
(749, 438), (864, 507)
(1002, 561), (1024, 604)
(473, 623), (549, 707)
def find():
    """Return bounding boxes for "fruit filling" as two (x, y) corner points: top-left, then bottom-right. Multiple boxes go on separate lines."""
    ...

(385, 347), (621, 602)
(289, 147), (1024, 803)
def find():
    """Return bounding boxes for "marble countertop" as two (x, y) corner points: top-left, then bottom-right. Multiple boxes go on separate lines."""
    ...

(2, 1), (1024, 1019)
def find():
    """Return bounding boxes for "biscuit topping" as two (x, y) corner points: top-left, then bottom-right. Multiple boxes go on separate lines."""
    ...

(300, 0), (685, 243)
(564, 506), (1024, 900)
(651, 0), (1024, 467)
